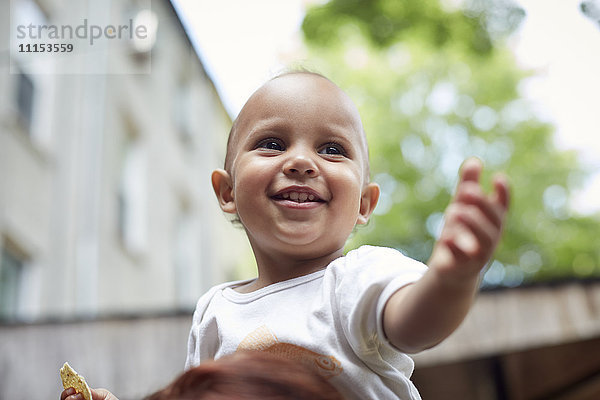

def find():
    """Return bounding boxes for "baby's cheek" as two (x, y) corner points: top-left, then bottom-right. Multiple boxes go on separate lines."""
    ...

(332, 174), (364, 215)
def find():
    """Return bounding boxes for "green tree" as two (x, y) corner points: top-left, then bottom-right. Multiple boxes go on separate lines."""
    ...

(302, 0), (600, 287)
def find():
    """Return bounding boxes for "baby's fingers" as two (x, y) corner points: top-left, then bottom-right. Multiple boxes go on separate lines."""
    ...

(454, 181), (505, 230)
(446, 225), (479, 258)
(458, 157), (483, 184)
(456, 158), (509, 216)
(445, 203), (497, 256)
(492, 174), (510, 211)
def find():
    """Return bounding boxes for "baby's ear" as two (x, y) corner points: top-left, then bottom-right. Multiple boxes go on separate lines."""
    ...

(357, 183), (380, 225)
(211, 169), (237, 214)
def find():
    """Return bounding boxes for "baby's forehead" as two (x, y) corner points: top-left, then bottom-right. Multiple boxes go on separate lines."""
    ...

(237, 73), (365, 138)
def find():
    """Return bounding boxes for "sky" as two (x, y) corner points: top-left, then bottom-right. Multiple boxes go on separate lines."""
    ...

(173, 0), (600, 215)
(510, 0), (600, 214)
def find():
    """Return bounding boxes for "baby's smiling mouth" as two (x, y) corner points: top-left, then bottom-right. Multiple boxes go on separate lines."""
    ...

(271, 188), (325, 204)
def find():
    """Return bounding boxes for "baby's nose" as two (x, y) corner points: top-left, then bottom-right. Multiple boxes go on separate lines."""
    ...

(283, 153), (319, 177)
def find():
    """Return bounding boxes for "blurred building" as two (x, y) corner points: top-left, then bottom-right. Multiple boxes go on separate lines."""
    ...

(1, 0), (252, 397)
(0, 0), (249, 322)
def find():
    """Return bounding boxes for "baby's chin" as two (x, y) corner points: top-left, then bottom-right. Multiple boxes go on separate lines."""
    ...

(271, 228), (346, 256)
(273, 223), (325, 246)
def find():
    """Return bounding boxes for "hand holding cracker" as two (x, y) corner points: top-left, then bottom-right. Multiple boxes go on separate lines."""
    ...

(60, 363), (92, 400)
(60, 362), (119, 400)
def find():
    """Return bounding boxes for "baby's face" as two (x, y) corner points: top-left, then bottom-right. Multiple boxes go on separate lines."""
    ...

(220, 73), (377, 259)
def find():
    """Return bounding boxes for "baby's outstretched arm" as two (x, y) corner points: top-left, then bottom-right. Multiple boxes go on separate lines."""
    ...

(383, 158), (509, 353)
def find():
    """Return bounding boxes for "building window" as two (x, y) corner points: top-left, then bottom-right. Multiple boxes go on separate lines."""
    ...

(16, 72), (35, 133)
(118, 136), (148, 256)
(173, 208), (200, 307)
(173, 77), (194, 145)
(11, 0), (45, 133)
(0, 245), (25, 321)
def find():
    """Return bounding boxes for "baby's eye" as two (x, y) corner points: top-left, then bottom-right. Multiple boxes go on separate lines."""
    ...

(256, 138), (285, 151)
(318, 143), (346, 156)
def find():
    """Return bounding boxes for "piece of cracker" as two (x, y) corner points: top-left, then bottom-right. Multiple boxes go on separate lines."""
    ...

(60, 362), (92, 400)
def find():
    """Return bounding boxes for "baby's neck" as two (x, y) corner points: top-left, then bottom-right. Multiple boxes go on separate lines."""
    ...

(236, 247), (345, 293)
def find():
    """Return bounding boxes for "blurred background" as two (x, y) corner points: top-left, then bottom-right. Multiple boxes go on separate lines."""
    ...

(1, 0), (599, 399)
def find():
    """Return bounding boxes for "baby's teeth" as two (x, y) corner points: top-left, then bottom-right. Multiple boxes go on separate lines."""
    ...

(280, 191), (317, 202)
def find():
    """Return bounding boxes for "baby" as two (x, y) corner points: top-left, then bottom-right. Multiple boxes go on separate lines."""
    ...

(61, 71), (508, 400)
(187, 71), (509, 399)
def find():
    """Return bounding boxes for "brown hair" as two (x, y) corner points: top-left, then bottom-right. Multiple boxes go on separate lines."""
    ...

(145, 351), (345, 400)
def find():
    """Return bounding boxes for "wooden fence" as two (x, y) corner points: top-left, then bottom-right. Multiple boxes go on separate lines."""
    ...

(413, 280), (600, 399)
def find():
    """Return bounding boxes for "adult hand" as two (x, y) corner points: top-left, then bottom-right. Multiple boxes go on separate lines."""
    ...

(61, 388), (119, 400)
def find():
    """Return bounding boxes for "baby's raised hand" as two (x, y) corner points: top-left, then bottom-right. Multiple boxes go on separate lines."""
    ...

(428, 158), (509, 285)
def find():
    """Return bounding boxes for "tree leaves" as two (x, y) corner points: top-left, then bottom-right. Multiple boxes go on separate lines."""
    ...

(302, 0), (600, 287)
